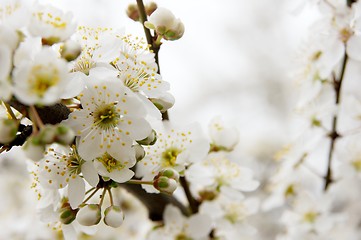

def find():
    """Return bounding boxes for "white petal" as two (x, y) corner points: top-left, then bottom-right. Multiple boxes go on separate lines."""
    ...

(81, 161), (99, 187)
(186, 214), (212, 238)
(118, 117), (152, 140)
(109, 168), (134, 183)
(61, 72), (85, 99)
(62, 224), (77, 240)
(164, 205), (184, 227)
(68, 176), (85, 208)
(347, 35), (361, 61)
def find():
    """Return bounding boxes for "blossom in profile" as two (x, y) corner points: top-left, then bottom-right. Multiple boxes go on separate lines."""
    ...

(145, 7), (184, 41)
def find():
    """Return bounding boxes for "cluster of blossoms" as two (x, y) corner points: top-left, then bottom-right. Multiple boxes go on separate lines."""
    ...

(0, 0), (261, 239)
(2, 0), (361, 239)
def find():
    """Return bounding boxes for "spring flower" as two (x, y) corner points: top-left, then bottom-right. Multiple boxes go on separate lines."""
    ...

(64, 72), (152, 162)
(136, 122), (209, 192)
(37, 144), (99, 208)
(13, 47), (84, 106)
(29, 4), (77, 44)
(186, 152), (259, 194)
(145, 7), (184, 41)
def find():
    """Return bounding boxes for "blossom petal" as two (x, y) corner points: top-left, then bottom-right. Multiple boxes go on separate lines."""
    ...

(347, 35), (361, 61)
(81, 161), (99, 187)
(68, 176), (85, 208)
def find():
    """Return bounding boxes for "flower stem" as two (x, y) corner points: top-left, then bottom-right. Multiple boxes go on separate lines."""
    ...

(136, 0), (168, 120)
(82, 187), (100, 205)
(99, 188), (107, 206)
(180, 176), (199, 214)
(324, 54), (348, 191)
(136, 0), (152, 47)
(30, 105), (45, 132)
(108, 188), (114, 206)
(4, 103), (17, 120)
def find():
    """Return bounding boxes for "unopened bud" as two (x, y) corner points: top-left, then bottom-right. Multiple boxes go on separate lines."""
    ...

(0, 119), (19, 144)
(59, 204), (78, 225)
(24, 137), (45, 162)
(137, 129), (157, 146)
(104, 205), (124, 228)
(153, 176), (178, 194)
(77, 204), (101, 226)
(42, 36), (61, 46)
(60, 40), (81, 62)
(126, 4), (140, 21)
(55, 124), (75, 145)
(145, 8), (184, 41)
(158, 168), (179, 181)
(145, 2), (157, 16)
(133, 144), (145, 162)
(150, 92), (175, 113)
(38, 125), (56, 144)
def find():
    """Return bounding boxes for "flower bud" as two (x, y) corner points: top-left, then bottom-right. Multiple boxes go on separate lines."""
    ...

(59, 204), (78, 225)
(77, 204), (101, 226)
(0, 119), (19, 144)
(38, 125), (56, 144)
(126, 4), (140, 21)
(133, 144), (145, 162)
(145, 2), (157, 16)
(24, 137), (45, 162)
(158, 168), (179, 181)
(153, 176), (178, 194)
(103, 205), (124, 228)
(150, 93), (175, 113)
(60, 40), (81, 62)
(145, 8), (184, 41)
(55, 124), (75, 145)
(137, 129), (157, 146)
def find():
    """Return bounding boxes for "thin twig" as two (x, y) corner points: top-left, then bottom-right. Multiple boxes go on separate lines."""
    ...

(4, 103), (17, 120)
(180, 176), (199, 214)
(136, 0), (168, 120)
(324, 54), (348, 191)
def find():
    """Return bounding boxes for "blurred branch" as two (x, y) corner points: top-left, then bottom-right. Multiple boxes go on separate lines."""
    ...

(180, 176), (200, 214)
(324, 55), (348, 191)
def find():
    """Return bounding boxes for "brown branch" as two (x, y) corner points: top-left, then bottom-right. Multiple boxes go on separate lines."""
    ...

(135, 0), (168, 120)
(180, 176), (199, 214)
(324, 55), (348, 191)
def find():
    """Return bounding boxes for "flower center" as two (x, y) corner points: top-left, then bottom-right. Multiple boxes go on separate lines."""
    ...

(224, 203), (246, 224)
(161, 147), (181, 167)
(303, 211), (318, 223)
(72, 55), (96, 75)
(351, 159), (361, 172)
(175, 233), (192, 240)
(29, 64), (60, 97)
(97, 153), (124, 173)
(93, 103), (120, 130)
(66, 154), (84, 175)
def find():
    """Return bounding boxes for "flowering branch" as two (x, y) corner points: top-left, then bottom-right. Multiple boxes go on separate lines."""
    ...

(324, 54), (348, 190)
(136, 0), (168, 120)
